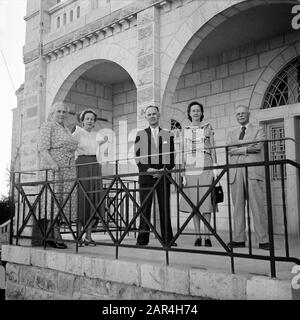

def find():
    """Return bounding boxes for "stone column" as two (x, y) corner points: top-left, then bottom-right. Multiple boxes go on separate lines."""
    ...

(19, 0), (54, 173)
(136, 7), (162, 228)
(10, 0), (53, 245)
(136, 6), (161, 129)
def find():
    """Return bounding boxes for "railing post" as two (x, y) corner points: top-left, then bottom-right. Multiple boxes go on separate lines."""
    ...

(245, 166), (252, 255)
(264, 141), (276, 278)
(164, 167), (169, 265)
(280, 163), (289, 258)
(16, 173), (21, 246)
(44, 169), (49, 249)
(115, 159), (119, 260)
(9, 172), (15, 245)
(225, 146), (235, 274)
(75, 164), (79, 253)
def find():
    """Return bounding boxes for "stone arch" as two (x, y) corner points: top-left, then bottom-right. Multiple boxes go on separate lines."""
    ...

(249, 41), (300, 110)
(160, 0), (292, 121)
(46, 41), (137, 110)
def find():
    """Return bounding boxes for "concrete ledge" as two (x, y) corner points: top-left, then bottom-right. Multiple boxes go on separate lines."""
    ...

(1, 245), (296, 300)
(2, 245), (30, 265)
(190, 269), (247, 300)
(247, 276), (292, 300)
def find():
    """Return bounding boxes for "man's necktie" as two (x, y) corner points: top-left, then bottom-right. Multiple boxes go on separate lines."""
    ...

(153, 129), (158, 147)
(239, 126), (246, 140)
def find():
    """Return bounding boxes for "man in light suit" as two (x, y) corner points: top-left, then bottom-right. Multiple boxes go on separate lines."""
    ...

(134, 105), (176, 247)
(226, 105), (269, 250)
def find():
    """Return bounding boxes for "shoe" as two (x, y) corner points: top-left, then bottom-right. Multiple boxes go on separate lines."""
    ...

(259, 242), (270, 250)
(227, 241), (246, 248)
(194, 238), (202, 246)
(78, 240), (84, 247)
(204, 238), (212, 247)
(46, 240), (67, 249)
(84, 238), (96, 246)
(55, 242), (68, 249)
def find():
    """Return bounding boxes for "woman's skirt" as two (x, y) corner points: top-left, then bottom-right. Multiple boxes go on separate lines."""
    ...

(180, 153), (215, 213)
(76, 155), (104, 226)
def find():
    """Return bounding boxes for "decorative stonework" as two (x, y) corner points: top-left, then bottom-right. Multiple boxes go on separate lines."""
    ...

(24, 0), (184, 65)
(136, 6), (161, 123)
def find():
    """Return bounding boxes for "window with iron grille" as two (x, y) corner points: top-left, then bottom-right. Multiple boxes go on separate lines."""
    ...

(171, 119), (181, 132)
(263, 56), (300, 109)
(269, 125), (286, 180)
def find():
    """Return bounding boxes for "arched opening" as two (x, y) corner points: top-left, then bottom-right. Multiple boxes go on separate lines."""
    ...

(56, 16), (60, 28)
(161, 0), (299, 234)
(53, 60), (137, 175)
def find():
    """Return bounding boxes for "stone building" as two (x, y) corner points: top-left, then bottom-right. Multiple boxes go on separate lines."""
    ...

(12, 0), (300, 236)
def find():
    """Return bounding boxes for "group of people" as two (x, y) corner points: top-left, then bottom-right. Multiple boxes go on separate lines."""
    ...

(134, 103), (269, 249)
(38, 100), (270, 250)
(39, 102), (107, 248)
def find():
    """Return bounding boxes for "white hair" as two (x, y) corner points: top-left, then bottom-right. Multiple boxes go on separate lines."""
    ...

(47, 101), (70, 121)
(235, 105), (250, 113)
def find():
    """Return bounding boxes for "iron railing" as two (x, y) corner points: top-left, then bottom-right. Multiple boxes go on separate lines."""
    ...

(9, 138), (300, 278)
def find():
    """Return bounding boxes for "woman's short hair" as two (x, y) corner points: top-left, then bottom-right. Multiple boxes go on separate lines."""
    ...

(187, 101), (204, 122)
(47, 101), (69, 121)
(79, 108), (97, 122)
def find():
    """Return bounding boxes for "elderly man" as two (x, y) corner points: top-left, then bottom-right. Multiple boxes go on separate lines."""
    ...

(134, 105), (176, 247)
(226, 105), (269, 250)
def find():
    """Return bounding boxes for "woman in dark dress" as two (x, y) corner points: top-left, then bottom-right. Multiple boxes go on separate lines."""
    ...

(73, 109), (106, 245)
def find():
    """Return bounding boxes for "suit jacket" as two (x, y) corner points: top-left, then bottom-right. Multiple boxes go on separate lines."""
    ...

(135, 127), (175, 184)
(226, 123), (266, 184)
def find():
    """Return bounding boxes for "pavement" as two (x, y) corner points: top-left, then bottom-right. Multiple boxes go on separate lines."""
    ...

(61, 230), (300, 281)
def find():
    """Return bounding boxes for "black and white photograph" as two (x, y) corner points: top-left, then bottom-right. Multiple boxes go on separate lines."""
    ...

(0, 0), (300, 307)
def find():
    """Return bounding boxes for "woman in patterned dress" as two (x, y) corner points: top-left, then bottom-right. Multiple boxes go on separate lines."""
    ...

(180, 101), (219, 247)
(39, 101), (78, 249)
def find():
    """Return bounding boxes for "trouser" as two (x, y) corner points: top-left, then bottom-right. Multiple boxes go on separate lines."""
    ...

(137, 181), (174, 245)
(231, 169), (268, 243)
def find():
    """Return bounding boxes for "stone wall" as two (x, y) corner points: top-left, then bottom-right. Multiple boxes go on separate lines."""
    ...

(2, 245), (295, 300)
(112, 80), (137, 175)
(64, 77), (113, 130)
(63, 77), (138, 175)
(171, 31), (297, 230)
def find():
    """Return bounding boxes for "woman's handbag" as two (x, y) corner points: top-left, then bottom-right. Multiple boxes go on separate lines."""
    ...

(213, 183), (224, 203)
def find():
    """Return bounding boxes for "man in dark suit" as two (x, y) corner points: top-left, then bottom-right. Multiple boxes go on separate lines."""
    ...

(134, 105), (176, 246)
(226, 105), (269, 250)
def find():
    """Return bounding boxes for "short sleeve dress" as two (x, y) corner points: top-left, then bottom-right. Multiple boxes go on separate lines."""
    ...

(39, 120), (78, 222)
(180, 122), (217, 213)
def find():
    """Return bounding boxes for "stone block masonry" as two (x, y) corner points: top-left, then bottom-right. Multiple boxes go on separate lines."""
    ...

(2, 245), (295, 300)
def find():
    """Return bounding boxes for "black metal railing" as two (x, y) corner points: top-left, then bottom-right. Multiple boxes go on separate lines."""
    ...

(9, 138), (300, 278)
